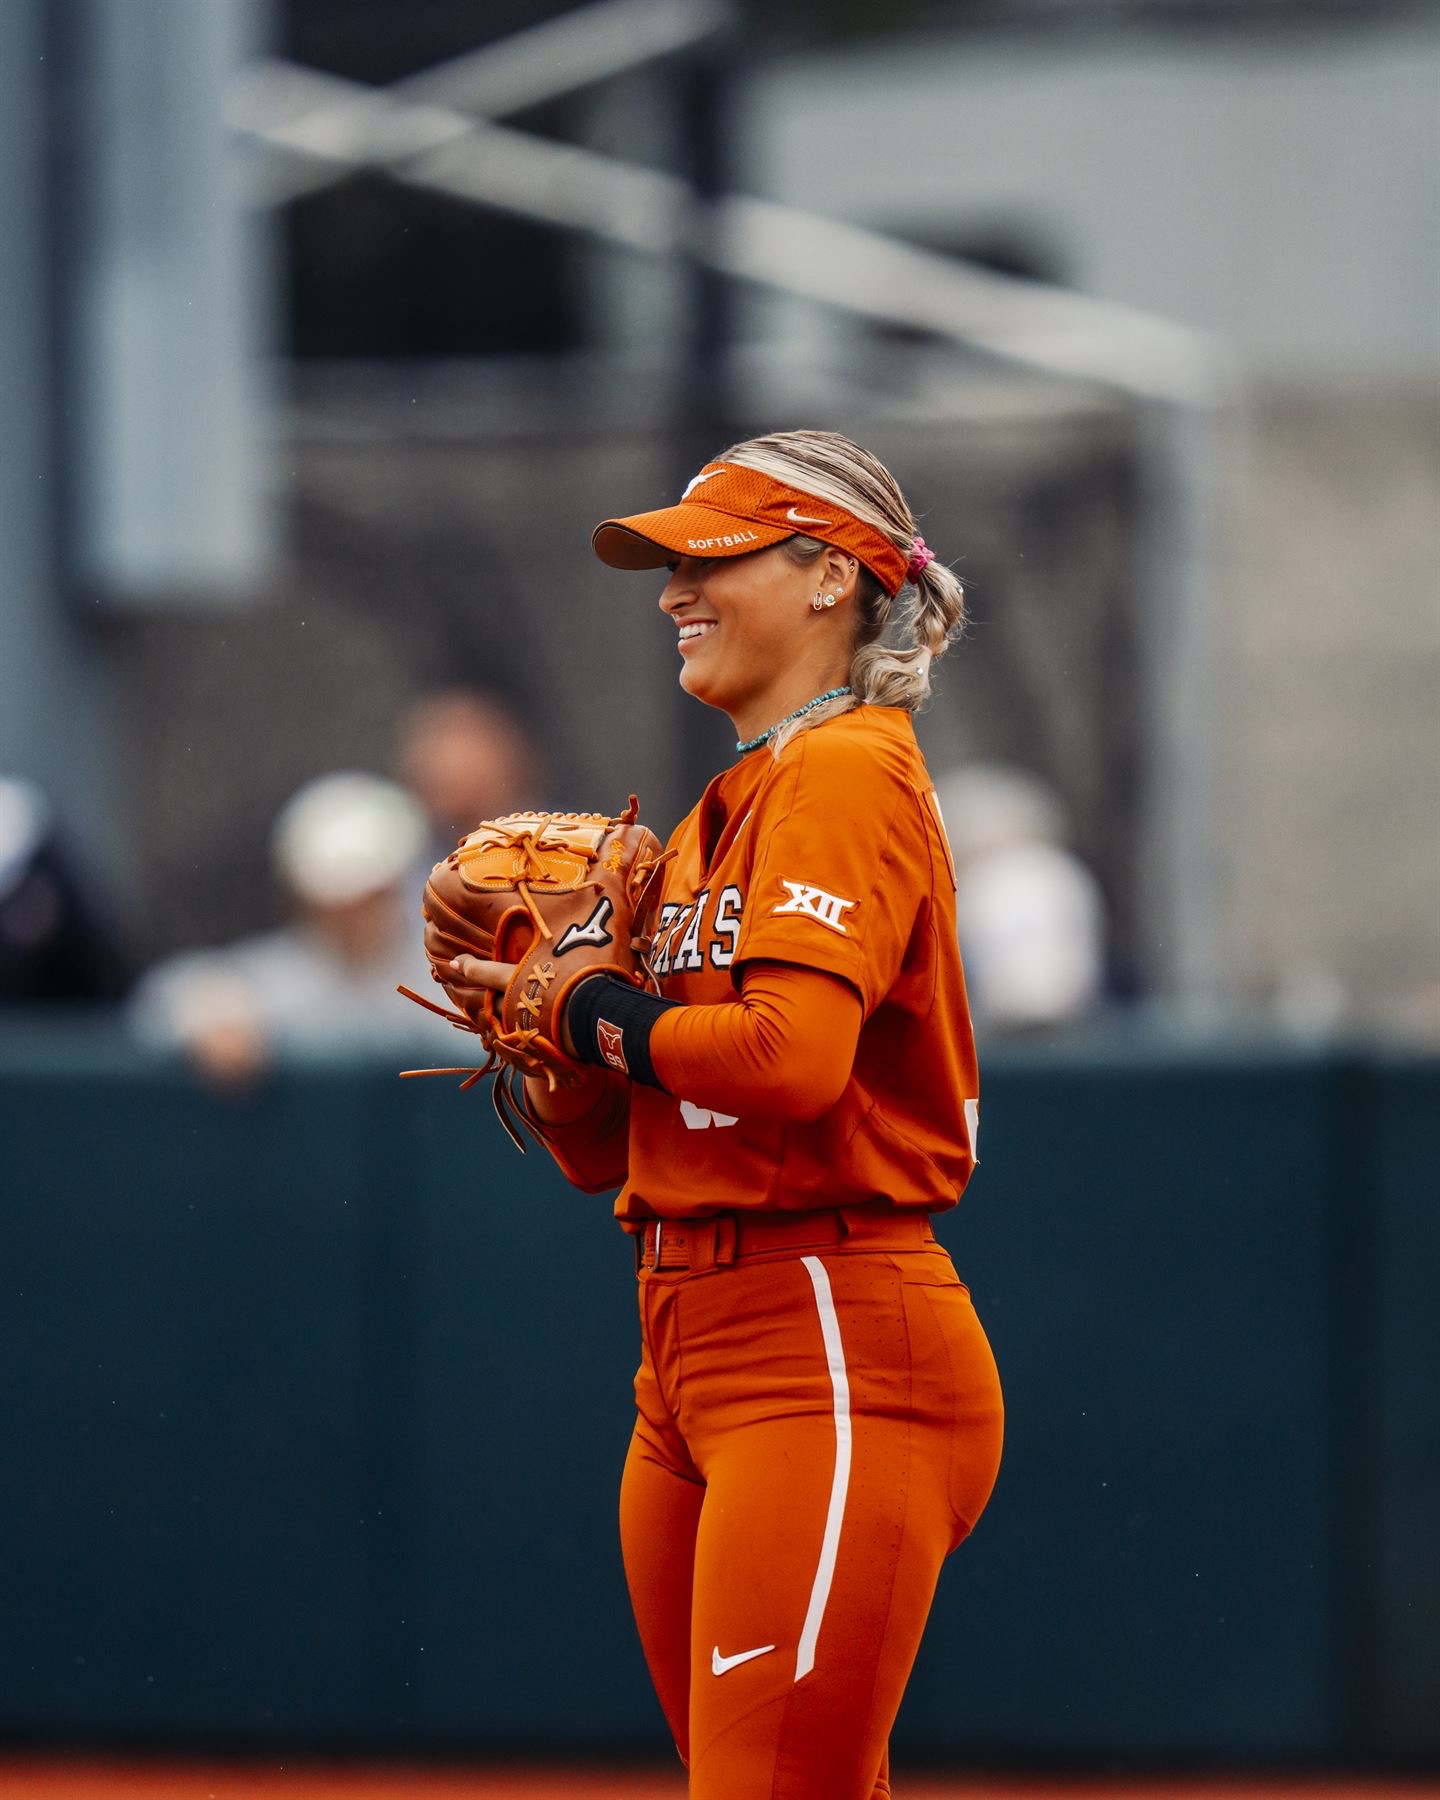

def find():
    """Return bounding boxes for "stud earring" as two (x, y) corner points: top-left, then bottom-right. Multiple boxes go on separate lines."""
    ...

(822, 593), (837, 608)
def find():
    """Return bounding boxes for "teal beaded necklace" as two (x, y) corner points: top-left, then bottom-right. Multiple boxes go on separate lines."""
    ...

(735, 687), (852, 755)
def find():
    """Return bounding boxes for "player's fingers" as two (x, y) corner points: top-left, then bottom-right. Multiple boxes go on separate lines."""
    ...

(444, 955), (516, 991)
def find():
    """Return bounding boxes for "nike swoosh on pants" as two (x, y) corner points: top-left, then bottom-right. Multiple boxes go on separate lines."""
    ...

(711, 1643), (777, 1676)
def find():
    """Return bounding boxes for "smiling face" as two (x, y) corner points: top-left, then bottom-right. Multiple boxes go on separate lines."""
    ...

(659, 543), (859, 744)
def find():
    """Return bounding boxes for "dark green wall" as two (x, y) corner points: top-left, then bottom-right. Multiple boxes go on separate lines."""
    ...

(1, 1024), (1435, 1763)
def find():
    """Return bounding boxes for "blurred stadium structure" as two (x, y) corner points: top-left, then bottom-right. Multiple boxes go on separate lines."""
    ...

(2, 0), (1435, 1028)
(3, 0), (1439, 1783)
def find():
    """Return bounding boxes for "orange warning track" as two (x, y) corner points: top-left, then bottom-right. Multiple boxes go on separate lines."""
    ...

(0, 1763), (1434, 1800)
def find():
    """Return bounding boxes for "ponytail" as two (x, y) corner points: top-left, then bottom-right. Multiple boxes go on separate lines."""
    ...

(849, 553), (967, 714)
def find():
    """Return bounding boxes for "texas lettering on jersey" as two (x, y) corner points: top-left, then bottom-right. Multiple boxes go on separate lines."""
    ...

(650, 877), (855, 977)
(651, 886), (743, 978)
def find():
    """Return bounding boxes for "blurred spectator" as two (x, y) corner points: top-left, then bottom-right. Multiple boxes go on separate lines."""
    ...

(397, 688), (544, 859)
(934, 762), (1106, 1031)
(0, 776), (130, 1003)
(128, 772), (449, 1087)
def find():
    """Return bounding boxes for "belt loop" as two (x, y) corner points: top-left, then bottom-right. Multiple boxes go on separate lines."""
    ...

(715, 1215), (737, 1266)
(636, 1219), (661, 1274)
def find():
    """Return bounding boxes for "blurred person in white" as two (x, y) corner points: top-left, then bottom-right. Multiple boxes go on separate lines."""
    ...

(396, 687), (544, 866)
(933, 762), (1106, 1029)
(129, 773), (446, 1087)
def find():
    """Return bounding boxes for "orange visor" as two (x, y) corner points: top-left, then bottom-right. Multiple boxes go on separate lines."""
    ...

(591, 462), (909, 597)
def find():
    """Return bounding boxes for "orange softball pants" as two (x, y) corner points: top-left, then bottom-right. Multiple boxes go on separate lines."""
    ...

(619, 1207), (1004, 1800)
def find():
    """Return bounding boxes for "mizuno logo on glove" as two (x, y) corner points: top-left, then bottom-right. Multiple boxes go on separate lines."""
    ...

(555, 896), (614, 955)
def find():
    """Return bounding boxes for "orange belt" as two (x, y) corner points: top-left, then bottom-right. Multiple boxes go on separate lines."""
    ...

(634, 1206), (937, 1273)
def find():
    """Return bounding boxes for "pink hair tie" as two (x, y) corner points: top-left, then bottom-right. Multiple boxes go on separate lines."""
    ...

(906, 536), (935, 583)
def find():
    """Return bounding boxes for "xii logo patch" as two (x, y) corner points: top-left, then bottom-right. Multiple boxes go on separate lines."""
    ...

(772, 879), (857, 936)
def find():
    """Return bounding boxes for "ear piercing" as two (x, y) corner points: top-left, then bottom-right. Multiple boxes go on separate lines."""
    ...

(811, 592), (837, 611)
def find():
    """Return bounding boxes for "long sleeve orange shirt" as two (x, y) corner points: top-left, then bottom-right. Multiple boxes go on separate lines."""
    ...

(528, 961), (862, 1193)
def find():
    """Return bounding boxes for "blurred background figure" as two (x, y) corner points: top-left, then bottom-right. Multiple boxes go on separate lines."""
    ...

(128, 771), (443, 1085)
(0, 776), (130, 1004)
(936, 762), (1107, 1032)
(397, 687), (546, 863)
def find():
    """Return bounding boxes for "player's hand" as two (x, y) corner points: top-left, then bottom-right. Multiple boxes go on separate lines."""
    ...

(439, 955), (600, 1060)
(436, 955), (517, 1034)
(442, 955), (516, 993)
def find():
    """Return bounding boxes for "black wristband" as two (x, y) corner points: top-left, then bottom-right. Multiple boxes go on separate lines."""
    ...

(566, 975), (680, 1090)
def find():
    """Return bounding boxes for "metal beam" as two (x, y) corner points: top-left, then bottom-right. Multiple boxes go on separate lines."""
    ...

(229, 0), (731, 205)
(230, 58), (1219, 406)
(0, 0), (123, 872)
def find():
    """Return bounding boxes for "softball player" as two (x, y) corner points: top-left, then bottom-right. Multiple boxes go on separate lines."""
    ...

(444, 429), (1003, 1800)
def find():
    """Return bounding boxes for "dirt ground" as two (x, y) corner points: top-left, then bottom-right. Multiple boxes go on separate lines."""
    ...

(0, 1759), (1433, 1800)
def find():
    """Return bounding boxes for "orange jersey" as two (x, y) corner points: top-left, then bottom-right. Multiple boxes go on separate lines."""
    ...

(614, 704), (978, 1222)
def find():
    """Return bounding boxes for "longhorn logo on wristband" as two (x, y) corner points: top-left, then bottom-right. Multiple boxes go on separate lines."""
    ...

(596, 1017), (628, 1073)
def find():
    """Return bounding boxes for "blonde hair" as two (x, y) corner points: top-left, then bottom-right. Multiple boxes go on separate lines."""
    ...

(717, 429), (966, 755)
